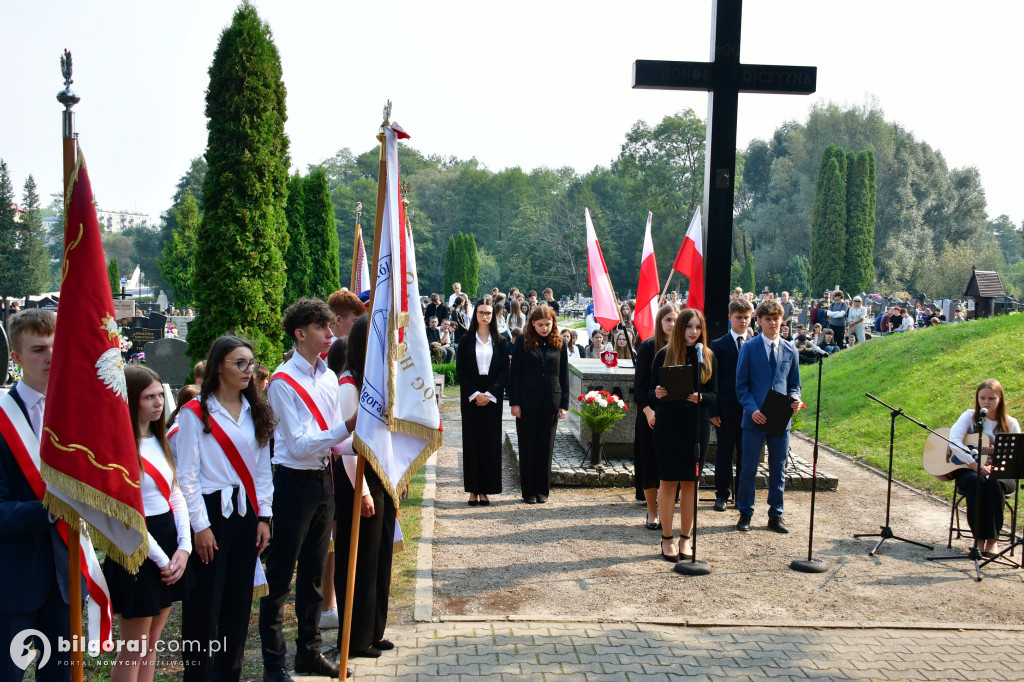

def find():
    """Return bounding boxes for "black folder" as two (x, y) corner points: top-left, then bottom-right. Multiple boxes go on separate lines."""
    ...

(658, 364), (695, 402)
(757, 389), (795, 437)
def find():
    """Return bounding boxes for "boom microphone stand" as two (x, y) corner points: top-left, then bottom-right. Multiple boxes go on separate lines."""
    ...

(792, 348), (829, 572)
(853, 394), (934, 556)
(676, 344), (710, 576)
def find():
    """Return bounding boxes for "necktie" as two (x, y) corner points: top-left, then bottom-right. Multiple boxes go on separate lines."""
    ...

(737, 335), (744, 352)
(769, 341), (778, 377)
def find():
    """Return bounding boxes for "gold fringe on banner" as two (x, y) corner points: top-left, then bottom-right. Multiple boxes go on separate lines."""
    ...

(253, 583), (269, 599)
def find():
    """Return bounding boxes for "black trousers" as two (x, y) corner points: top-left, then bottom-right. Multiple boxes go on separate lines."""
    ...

(956, 472), (1014, 540)
(829, 324), (846, 348)
(181, 492), (258, 682)
(0, 577), (70, 682)
(517, 408), (558, 499)
(333, 466), (396, 654)
(714, 413), (743, 500)
(259, 466), (334, 670)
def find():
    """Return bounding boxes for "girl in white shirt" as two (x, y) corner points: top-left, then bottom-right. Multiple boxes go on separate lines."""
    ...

(949, 378), (1021, 557)
(103, 366), (192, 682)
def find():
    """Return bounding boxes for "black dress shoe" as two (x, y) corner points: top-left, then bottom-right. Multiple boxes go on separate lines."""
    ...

(736, 514), (752, 532)
(352, 646), (382, 658)
(479, 498), (490, 506)
(373, 639), (395, 651)
(524, 496), (537, 504)
(536, 495), (548, 503)
(468, 499), (479, 506)
(294, 652), (340, 677)
(263, 668), (293, 682)
(713, 497), (728, 512)
(767, 517), (790, 534)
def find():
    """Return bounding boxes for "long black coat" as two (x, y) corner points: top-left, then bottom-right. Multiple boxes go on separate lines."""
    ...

(508, 335), (569, 412)
(456, 335), (509, 493)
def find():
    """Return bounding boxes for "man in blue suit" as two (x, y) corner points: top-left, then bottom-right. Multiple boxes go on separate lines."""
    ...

(735, 300), (802, 533)
(0, 309), (73, 681)
(708, 298), (754, 511)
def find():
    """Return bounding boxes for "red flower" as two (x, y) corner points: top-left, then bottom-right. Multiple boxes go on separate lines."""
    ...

(623, 405), (628, 410)
(578, 394), (585, 401)
(587, 396), (595, 403)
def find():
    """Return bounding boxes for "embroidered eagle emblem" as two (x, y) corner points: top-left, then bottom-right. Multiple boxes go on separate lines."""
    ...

(96, 347), (127, 402)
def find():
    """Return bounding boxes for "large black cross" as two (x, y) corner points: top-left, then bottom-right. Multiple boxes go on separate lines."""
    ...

(633, 0), (816, 339)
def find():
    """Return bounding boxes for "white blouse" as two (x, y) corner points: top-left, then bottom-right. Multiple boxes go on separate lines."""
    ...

(949, 410), (1021, 463)
(469, 334), (497, 404)
(140, 437), (192, 567)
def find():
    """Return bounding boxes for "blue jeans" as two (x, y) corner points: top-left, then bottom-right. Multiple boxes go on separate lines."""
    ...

(738, 428), (789, 518)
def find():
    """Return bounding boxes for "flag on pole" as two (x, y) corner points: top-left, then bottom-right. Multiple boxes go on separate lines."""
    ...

(673, 207), (704, 313)
(585, 207), (618, 332)
(634, 211), (660, 341)
(40, 145), (148, 572)
(354, 123), (443, 506)
(352, 222), (370, 299)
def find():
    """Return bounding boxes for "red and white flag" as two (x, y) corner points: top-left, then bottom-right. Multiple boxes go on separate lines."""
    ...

(634, 212), (660, 341)
(40, 145), (148, 572)
(585, 207), (618, 332)
(673, 207), (704, 313)
(352, 222), (370, 299)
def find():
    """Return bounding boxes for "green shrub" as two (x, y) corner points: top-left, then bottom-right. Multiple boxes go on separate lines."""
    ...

(432, 361), (457, 387)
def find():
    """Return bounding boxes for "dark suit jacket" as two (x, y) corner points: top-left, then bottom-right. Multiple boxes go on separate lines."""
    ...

(735, 335), (801, 432)
(425, 326), (442, 345)
(709, 332), (743, 419)
(508, 336), (570, 411)
(456, 335), (509, 402)
(0, 384), (73, 614)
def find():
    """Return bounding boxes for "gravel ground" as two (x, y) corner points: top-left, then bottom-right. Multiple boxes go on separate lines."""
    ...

(432, 405), (1024, 626)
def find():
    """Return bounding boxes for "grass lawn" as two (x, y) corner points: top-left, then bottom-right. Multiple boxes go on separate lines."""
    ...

(793, 313), (1024, 499)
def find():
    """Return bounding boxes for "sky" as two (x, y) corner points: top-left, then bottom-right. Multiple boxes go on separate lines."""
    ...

(4, 1), (1023, 225)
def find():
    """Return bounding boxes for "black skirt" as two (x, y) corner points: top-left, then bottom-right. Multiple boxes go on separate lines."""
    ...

(653, 402), (710, 482)
(103, 511), (193, 618)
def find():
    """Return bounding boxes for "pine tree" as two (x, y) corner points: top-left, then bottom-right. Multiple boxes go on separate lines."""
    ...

(282, 174), (310, 306)
(443, 234), (457, 297)
(783, 255), (810, 296)
(0, 160), (18, 303)
(463, 233), (480, 299)
(303, 167), (340, 299)
(843, 151), (875, 294)
(810, 159), (847, 295)
(158, 190), (200, 306)
(740, 251), (756, 294)
(108, 258), (120, 297)
(188, 2), (290, 365)
(19, 176), (50, 295)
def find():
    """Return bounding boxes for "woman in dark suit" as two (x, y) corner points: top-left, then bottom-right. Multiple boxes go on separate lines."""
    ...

(456, 296), (509, 506)
(508, 305), (569, 504)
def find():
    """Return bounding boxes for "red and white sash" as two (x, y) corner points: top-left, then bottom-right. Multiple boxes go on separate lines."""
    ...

(180, 401), (267, 594)
(270, 370), (331, 432)
(0, 391), (113, 647)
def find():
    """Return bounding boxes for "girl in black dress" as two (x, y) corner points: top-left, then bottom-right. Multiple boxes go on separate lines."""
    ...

(509, 305), (569, 504)
(633, 304), (680, 530)
(450, 294), (471, 345)
(456, 296), (509, 505)
(104, 366), (192, 682)
(650, 308), (717, 561)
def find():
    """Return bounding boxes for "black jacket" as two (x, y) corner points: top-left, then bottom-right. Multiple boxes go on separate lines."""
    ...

(508, 335), (570, 411)
(456, 336), (509, 402)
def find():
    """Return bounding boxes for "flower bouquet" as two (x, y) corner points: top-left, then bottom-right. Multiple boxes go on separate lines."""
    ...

(570, 390), (628, 434)
(166, 322), (178, 338)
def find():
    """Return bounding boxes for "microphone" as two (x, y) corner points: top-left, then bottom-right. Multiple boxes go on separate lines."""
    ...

(979, 407), (988, 418)
(808, 345), (829, 357)
(695, 342), (703, 364)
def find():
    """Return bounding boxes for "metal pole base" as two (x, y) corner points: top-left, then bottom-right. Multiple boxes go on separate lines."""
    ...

(790, 558), (828, 573)
(672, 559), (711, 576)
(854, 525), (934, 556)
(928, 546), (985, 582)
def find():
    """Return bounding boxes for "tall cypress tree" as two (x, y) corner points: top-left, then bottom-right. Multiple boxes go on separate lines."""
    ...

(282, 173), (310, 306)
(158, 190), (200, 306)
(810, 159), (847, 295)
(740, 251), (756, 293)
(20, 175), (50, 296)
(843, 151), (874, 294)
(463, 233), (480, 299)
(188, 2), (290, 364)
(0, 160), (18, 304)
(443, 234), (457, 297)
(303, 167), (340, 298)
(108, 258), (120, 297)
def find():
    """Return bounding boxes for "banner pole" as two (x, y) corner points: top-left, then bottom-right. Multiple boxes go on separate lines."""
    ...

(658, 270), (676, 306)
(350, 203), (362, 291)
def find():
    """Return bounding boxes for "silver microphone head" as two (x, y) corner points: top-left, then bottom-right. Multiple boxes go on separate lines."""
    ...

(695, 342), (703, 363)
(979, 407), (988, 418)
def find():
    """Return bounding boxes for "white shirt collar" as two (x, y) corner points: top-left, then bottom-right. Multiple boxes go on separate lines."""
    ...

(17, 381), (44, 411)
(761, 333), (779, 351)
(205, 393), (252, 421)
(291, 349), (327, 379)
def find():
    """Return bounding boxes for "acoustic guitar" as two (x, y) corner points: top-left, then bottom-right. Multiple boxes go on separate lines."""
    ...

(922, 428), (990, 481)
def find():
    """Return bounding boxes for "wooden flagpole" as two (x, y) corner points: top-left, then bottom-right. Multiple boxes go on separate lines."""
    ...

(350, 203), (362, 291)
(58, 49), (84, 682)
(658, 270), (676, 307)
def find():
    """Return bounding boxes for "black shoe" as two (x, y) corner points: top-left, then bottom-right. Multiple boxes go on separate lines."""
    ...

(524, 496), (537, 504)
(644, 516), (661, 531)
(736, 514), (752, 532)
(713, 497), (728, 512)
(468, 498), (479, 506)
(479, 498), (490, 506)
(352, 646), (382, 658)
(536, 495), (548, 503)
(373, 639), (395, 651)
(660, 535), (678, 562)
(294, 652), (340, 677)
(264, 668), (293, 682)
(767, 517), (790, 534)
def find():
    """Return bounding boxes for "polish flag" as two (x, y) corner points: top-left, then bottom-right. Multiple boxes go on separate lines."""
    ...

(634, 212), (660, 342)
(585, 207), (619, 332)
(673, 207), (704, 313)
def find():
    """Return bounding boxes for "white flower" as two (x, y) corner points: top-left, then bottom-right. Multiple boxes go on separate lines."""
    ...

(616, 400), (625, 408)
(597, 399), (608, 408)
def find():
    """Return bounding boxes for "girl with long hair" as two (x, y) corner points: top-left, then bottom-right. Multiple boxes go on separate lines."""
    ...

(450, 294), (471, 344)
(507, 298), (526, 332)
(457, 296), (509, 505)
(103, 366), (192, 682)
(177, 336), (275, 682)
(508, 305), (569, 503)
(633, 304), (680, 530)
(649, 309), (718, 562)
(949, 379), (1021, 557)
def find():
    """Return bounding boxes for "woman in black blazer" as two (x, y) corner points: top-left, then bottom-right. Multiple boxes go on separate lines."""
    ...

(456, 297), (509, 506)
(508, 305), (569, 504)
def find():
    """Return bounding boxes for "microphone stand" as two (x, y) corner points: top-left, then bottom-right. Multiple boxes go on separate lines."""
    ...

(792, 350), (828, 572)
(676, 345), (711, 576)
(853, 394), (935, 555)
(928, 411), (989, 581)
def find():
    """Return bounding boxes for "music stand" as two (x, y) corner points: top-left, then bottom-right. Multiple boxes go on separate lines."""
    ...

(979, 433), (1024, 571)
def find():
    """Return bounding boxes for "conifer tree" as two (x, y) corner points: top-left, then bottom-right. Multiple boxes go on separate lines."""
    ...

(443, 234), (457, 297)
(108, 258), (120, 297)
(0, 160), (19, 304)
(158, 190), (200, 306)
(843, 151), (875, 294)
(303, 167), (340, 298)
(188, 2), (290, 364)
(19, 175), (50, 295)
(282, 174), (310, 306)
(463, 233), (480, 299)
(810, 159), (847, 295)
(740, 251), (756, 294)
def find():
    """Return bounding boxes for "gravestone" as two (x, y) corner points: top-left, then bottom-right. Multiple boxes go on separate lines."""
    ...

(168, 315), (191, 339)
(144, 338), (190, 389)
(632, 0), (816, 338)
(113, 299), (136, 321)
(565, 358), (637, 459)
(147, 312), (167, 333)
(25, 295), (59, 310)
(123, 316), (161, 355)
